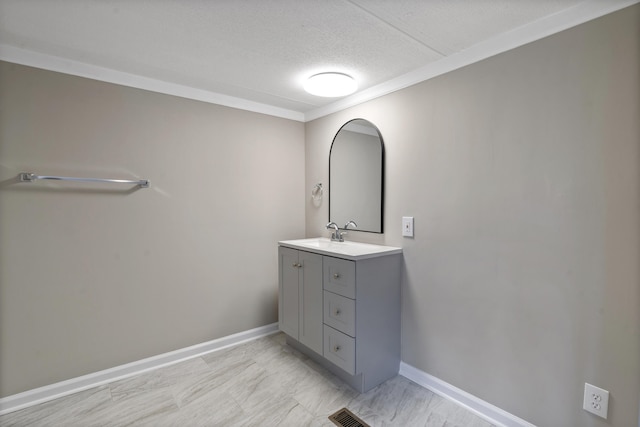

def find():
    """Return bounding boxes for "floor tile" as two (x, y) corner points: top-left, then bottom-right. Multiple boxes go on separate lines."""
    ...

(0, 386), (112, 427)
(0, 333), (497, 427)
(109, 357), (211, 402)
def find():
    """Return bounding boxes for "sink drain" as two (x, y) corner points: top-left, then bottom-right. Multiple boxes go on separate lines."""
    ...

(328, 408), (370, 427)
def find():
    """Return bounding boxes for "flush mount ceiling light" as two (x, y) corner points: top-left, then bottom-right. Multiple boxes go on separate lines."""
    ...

(304, 72), (357, 97)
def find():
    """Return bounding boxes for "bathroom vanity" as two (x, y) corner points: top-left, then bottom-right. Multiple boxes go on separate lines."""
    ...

(278, 238), (402, 393)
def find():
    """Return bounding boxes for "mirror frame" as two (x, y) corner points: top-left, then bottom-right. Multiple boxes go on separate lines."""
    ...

(329, 118), (385, 233)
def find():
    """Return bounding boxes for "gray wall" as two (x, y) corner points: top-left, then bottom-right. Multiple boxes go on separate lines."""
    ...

(1, 5), (638, 427)
(307, 6), (639, 427)
(0, 62), (305, 397)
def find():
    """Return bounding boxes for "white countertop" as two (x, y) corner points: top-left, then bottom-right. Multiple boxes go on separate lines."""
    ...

(279, 237), (402, 261)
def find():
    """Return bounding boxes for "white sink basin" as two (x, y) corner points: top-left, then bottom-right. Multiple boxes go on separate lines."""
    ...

(279, 237), (402, 260)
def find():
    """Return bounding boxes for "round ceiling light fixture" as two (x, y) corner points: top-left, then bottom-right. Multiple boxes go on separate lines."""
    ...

(304, 72), (357, 97)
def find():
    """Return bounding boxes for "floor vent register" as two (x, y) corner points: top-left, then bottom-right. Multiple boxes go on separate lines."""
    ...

(328, 408), (370, 427)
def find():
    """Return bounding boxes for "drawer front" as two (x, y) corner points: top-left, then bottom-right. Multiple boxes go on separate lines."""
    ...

(324, 325), (356, 375)
(323, 257), (355, 299)
(323, 291), (355, 337)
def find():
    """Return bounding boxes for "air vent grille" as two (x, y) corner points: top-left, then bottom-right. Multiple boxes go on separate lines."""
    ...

(328, 408), (370, 427)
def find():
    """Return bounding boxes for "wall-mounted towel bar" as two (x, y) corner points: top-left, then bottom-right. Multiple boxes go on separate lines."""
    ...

(19, 172), (150, 188)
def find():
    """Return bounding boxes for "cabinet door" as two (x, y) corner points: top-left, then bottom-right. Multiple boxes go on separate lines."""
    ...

(299, 251), (323, 355)
(278, 247), (299, 338)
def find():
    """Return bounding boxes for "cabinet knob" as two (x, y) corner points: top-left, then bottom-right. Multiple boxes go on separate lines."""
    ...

(334, 308), (341, 316)
(333, 273), (340, 279)
(333, 345), (341, 352)
(292, 263), (302, 268)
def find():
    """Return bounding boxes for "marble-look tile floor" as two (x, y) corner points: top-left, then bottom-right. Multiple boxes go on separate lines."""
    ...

(0, 333), (496, 427)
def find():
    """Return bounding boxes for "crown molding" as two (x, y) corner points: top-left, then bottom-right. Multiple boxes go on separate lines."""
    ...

(0, 45), (305, 122)
(303, 0), (640, 122)
(1, 0), (637, 123)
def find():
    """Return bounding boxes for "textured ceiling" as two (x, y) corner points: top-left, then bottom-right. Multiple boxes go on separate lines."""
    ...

(0, 0), (635, 120)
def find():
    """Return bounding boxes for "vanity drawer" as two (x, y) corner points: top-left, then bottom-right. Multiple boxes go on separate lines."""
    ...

(323, 291), (355, 337)
(323, 257), (355, 299)
(324, 325), (355, 375)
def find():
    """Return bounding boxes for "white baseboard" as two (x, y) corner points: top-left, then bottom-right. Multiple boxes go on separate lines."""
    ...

(2, 327), (536, 426)
(0, 323), (279, 416)
(399, 362), (536, 427)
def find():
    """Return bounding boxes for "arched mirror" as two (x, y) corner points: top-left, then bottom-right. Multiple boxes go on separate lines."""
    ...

(329, 118), (384, 233)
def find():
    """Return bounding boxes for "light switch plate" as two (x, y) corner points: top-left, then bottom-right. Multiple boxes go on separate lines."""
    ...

(402, 217), (414, 237)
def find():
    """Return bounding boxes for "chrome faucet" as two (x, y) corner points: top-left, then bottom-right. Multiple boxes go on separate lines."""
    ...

(326, 222), (341, 241)
(326, 220), (357, 242)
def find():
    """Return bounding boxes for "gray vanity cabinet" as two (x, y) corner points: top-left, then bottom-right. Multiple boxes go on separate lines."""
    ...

(278, 240), (402, 393)
(278, 247), (323, 355)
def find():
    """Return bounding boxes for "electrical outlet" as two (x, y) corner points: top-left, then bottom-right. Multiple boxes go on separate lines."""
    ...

(583, 383), (609, 419)
(402, 217), (414, 237)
